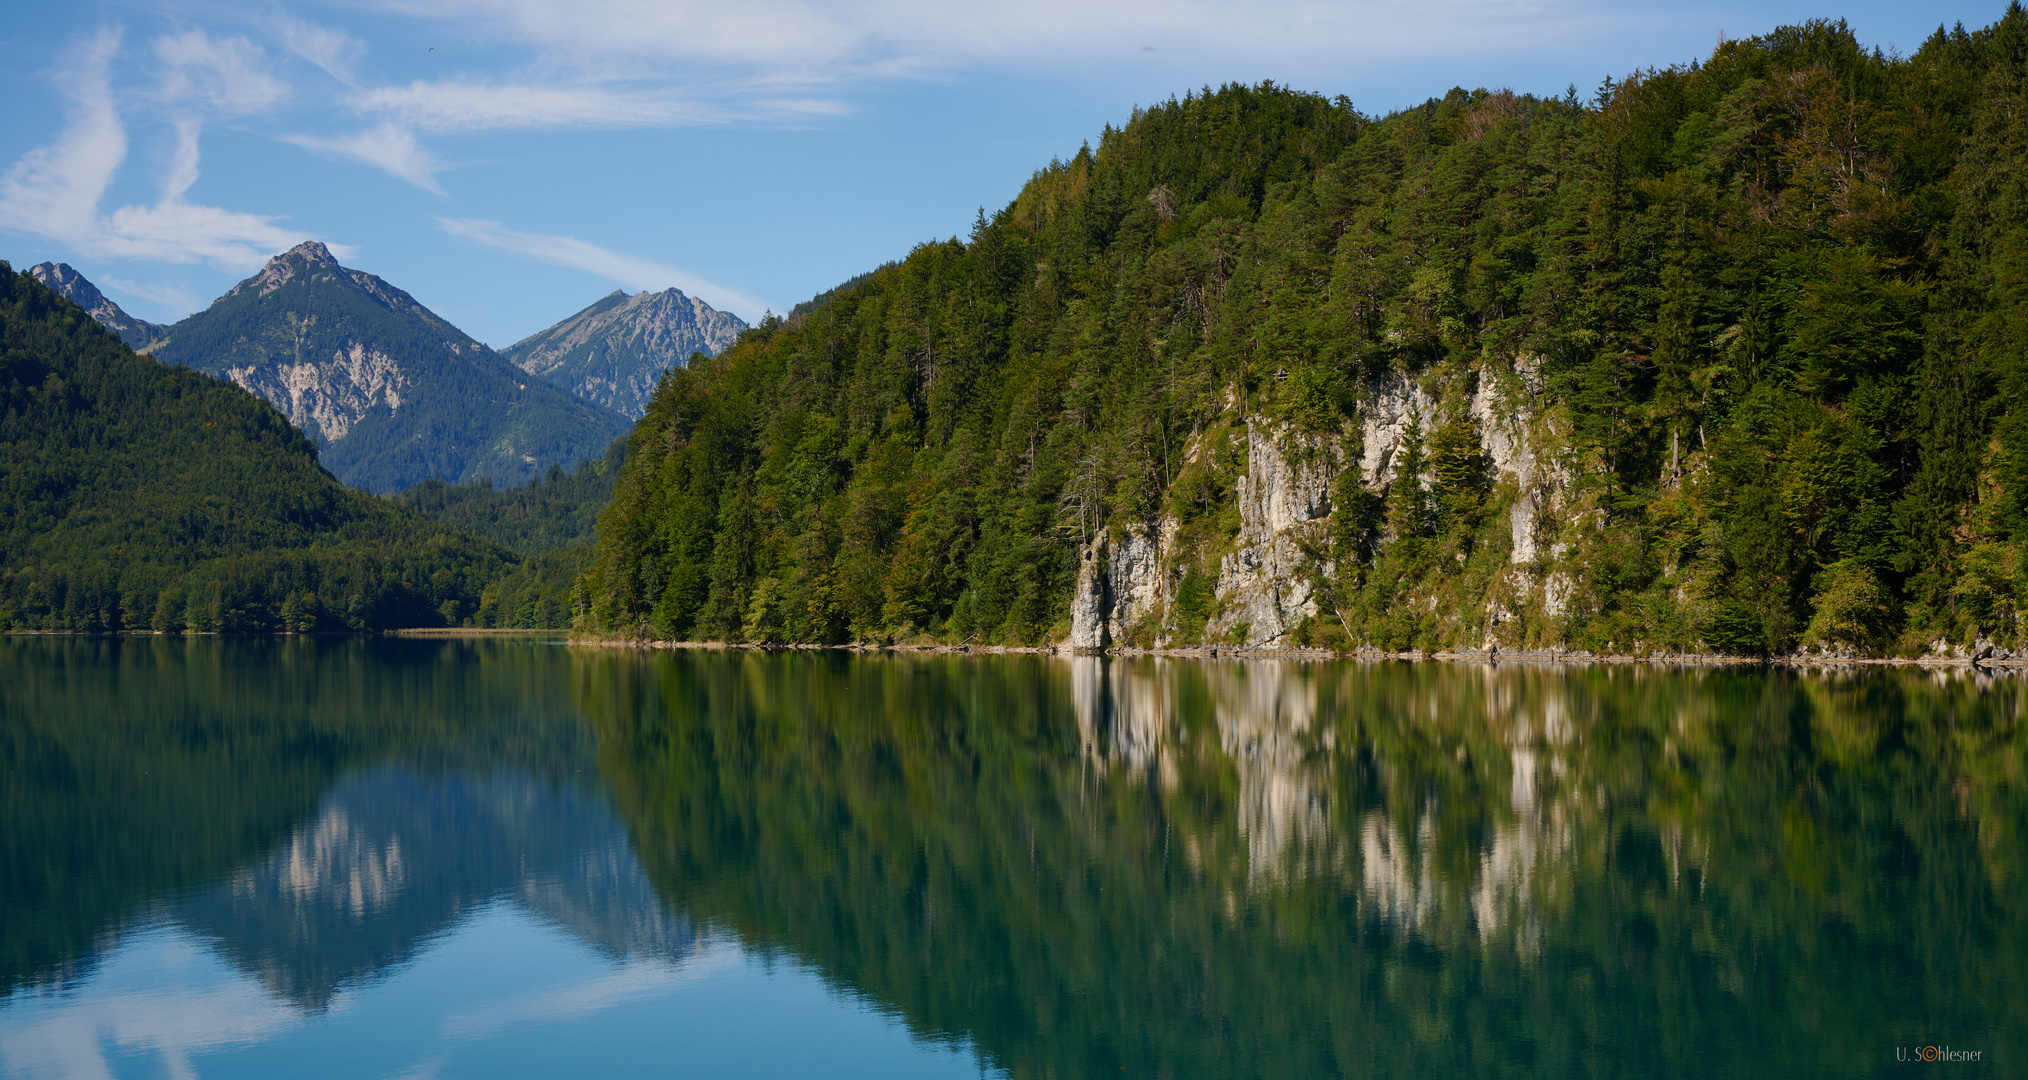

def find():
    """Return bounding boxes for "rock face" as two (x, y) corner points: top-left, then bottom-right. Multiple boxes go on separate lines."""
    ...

(500, 288), (747, 419)
(25, 263), (166, 348)
(147, 242), (631, 493)
(1355, 366), (1436, 488)
(1470, 358), (1562, 567)
(1068, 523), (1173, 649)
(1064, 360), (1575, 653)
(1207, 423), (1342, 647)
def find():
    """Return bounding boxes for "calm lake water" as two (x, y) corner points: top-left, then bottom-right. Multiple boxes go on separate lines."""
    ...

(0, 638), (2020, 1078)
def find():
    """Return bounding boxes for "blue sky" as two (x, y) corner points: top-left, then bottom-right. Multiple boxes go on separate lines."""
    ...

(0, 0), (2006, 348)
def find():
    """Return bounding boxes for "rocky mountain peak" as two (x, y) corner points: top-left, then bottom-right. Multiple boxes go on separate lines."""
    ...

(501, 286), (748, 419)
(24, 262), (166, 349)
(28, 263), (104, 308)
(229, 240), (345, 299)
(150, 246), (627, 493)
(281, 240), (340, 265)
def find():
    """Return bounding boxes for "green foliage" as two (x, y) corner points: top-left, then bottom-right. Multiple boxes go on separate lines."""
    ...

(385, 441), (629, 629)
(580, 12), (2028, 654)
(1802, 558), (1895, 650)
(390, 437), (625, 556)
(0, 264), (514, 632)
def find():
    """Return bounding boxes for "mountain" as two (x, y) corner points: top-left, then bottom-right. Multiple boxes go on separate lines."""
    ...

(25, 262), (165, 348)
(499, 287), (746, 418)
(146, 242), (631, 493)
(577, 15), (2028, 659)
(0, 261), (513, 633)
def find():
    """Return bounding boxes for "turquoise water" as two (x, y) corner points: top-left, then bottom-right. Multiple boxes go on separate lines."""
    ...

(2, 638), (2020, 1077)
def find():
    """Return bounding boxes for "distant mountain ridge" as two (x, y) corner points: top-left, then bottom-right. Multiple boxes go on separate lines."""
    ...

(501, 287), (746, 419)
(25, 262), (165, 348)
(146, 242), (631, 493)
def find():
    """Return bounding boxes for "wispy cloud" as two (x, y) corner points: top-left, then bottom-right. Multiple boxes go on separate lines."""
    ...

(440, 218), (768, 318)
(286, 121), (445, 193)
(440, 942), (740, 1042)
(352, 79), (730, 132)
(273, 14), (366, 86)
(368, 0), (1633, 81)
(0, 28), (330, 272)
(153, 29), (290, 114)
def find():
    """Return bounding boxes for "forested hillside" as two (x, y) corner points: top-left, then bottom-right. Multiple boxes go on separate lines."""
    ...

(0, 264), (513, 632)
(389, 438), (626, 628)
(580, 11), (2028, 657)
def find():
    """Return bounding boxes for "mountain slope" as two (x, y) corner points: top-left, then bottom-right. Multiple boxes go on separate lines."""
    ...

(147, 242), (631, 493)
(25, 263), (165, 348)
(577, 16), (2028, 658)
(0, 261), (513, 632)
(500, 287), (746, 419)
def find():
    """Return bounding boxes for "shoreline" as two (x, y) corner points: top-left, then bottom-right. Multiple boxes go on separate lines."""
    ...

(6, 630), (2013, 669)
(564, 636), (2025, 670)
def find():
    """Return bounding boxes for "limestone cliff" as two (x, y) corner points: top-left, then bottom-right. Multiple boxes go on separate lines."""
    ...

(1068, 360), (1574, 653)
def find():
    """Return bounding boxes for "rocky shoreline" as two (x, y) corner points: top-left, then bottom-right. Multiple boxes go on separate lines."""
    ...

(568, 636), (2027, 669)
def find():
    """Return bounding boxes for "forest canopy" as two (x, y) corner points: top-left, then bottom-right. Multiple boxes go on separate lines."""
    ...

(578, 10), (2028, 656)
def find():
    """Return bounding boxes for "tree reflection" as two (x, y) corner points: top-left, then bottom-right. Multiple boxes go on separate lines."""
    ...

(581, 652), (2028, 1079)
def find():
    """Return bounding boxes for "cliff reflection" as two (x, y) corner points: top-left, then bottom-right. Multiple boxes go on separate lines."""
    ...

(580, 652), (2028, 1080)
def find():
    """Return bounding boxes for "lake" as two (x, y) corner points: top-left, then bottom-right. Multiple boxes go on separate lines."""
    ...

(1, 637), (2019, 1078)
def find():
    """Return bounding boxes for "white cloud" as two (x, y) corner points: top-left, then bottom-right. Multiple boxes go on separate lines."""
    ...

(153, 29), (290, 114)
(440, 218), (768, 318)
(439, 941), (740, 1042)
(286, 121), (446, 193)
(351, 79), (730, 132)
(0, 28), (330, 272)
(0, 28), (126, 251)
(367, 0), (1631, 82)
(273, 15), (366, 86)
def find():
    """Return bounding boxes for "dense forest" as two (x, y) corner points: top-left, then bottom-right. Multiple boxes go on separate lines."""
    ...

(0, 264), (515, 632)
(580, 10), (2028, 657)
(388, 438), (626, 629)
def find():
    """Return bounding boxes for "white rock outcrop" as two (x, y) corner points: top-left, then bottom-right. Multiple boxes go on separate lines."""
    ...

(1068, 521), (1174, 649)
(1206, 423), (1340, 647)
(1065, 359), (1573, 653)
(1469, 359), (1565, 566)
(229, 341), (409, 446)
(1356, 367), (1437, 489)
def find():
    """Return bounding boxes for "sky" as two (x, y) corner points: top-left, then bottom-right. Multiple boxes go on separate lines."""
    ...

(0, 1), (2008, 349)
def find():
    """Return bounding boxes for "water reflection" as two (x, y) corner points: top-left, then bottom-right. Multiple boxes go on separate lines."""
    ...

(3, 641), (2024, 1078)
(0, 638), (985, 1079)
(174, 765), (695, 1010)
(581, 652), (2028, 1079)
